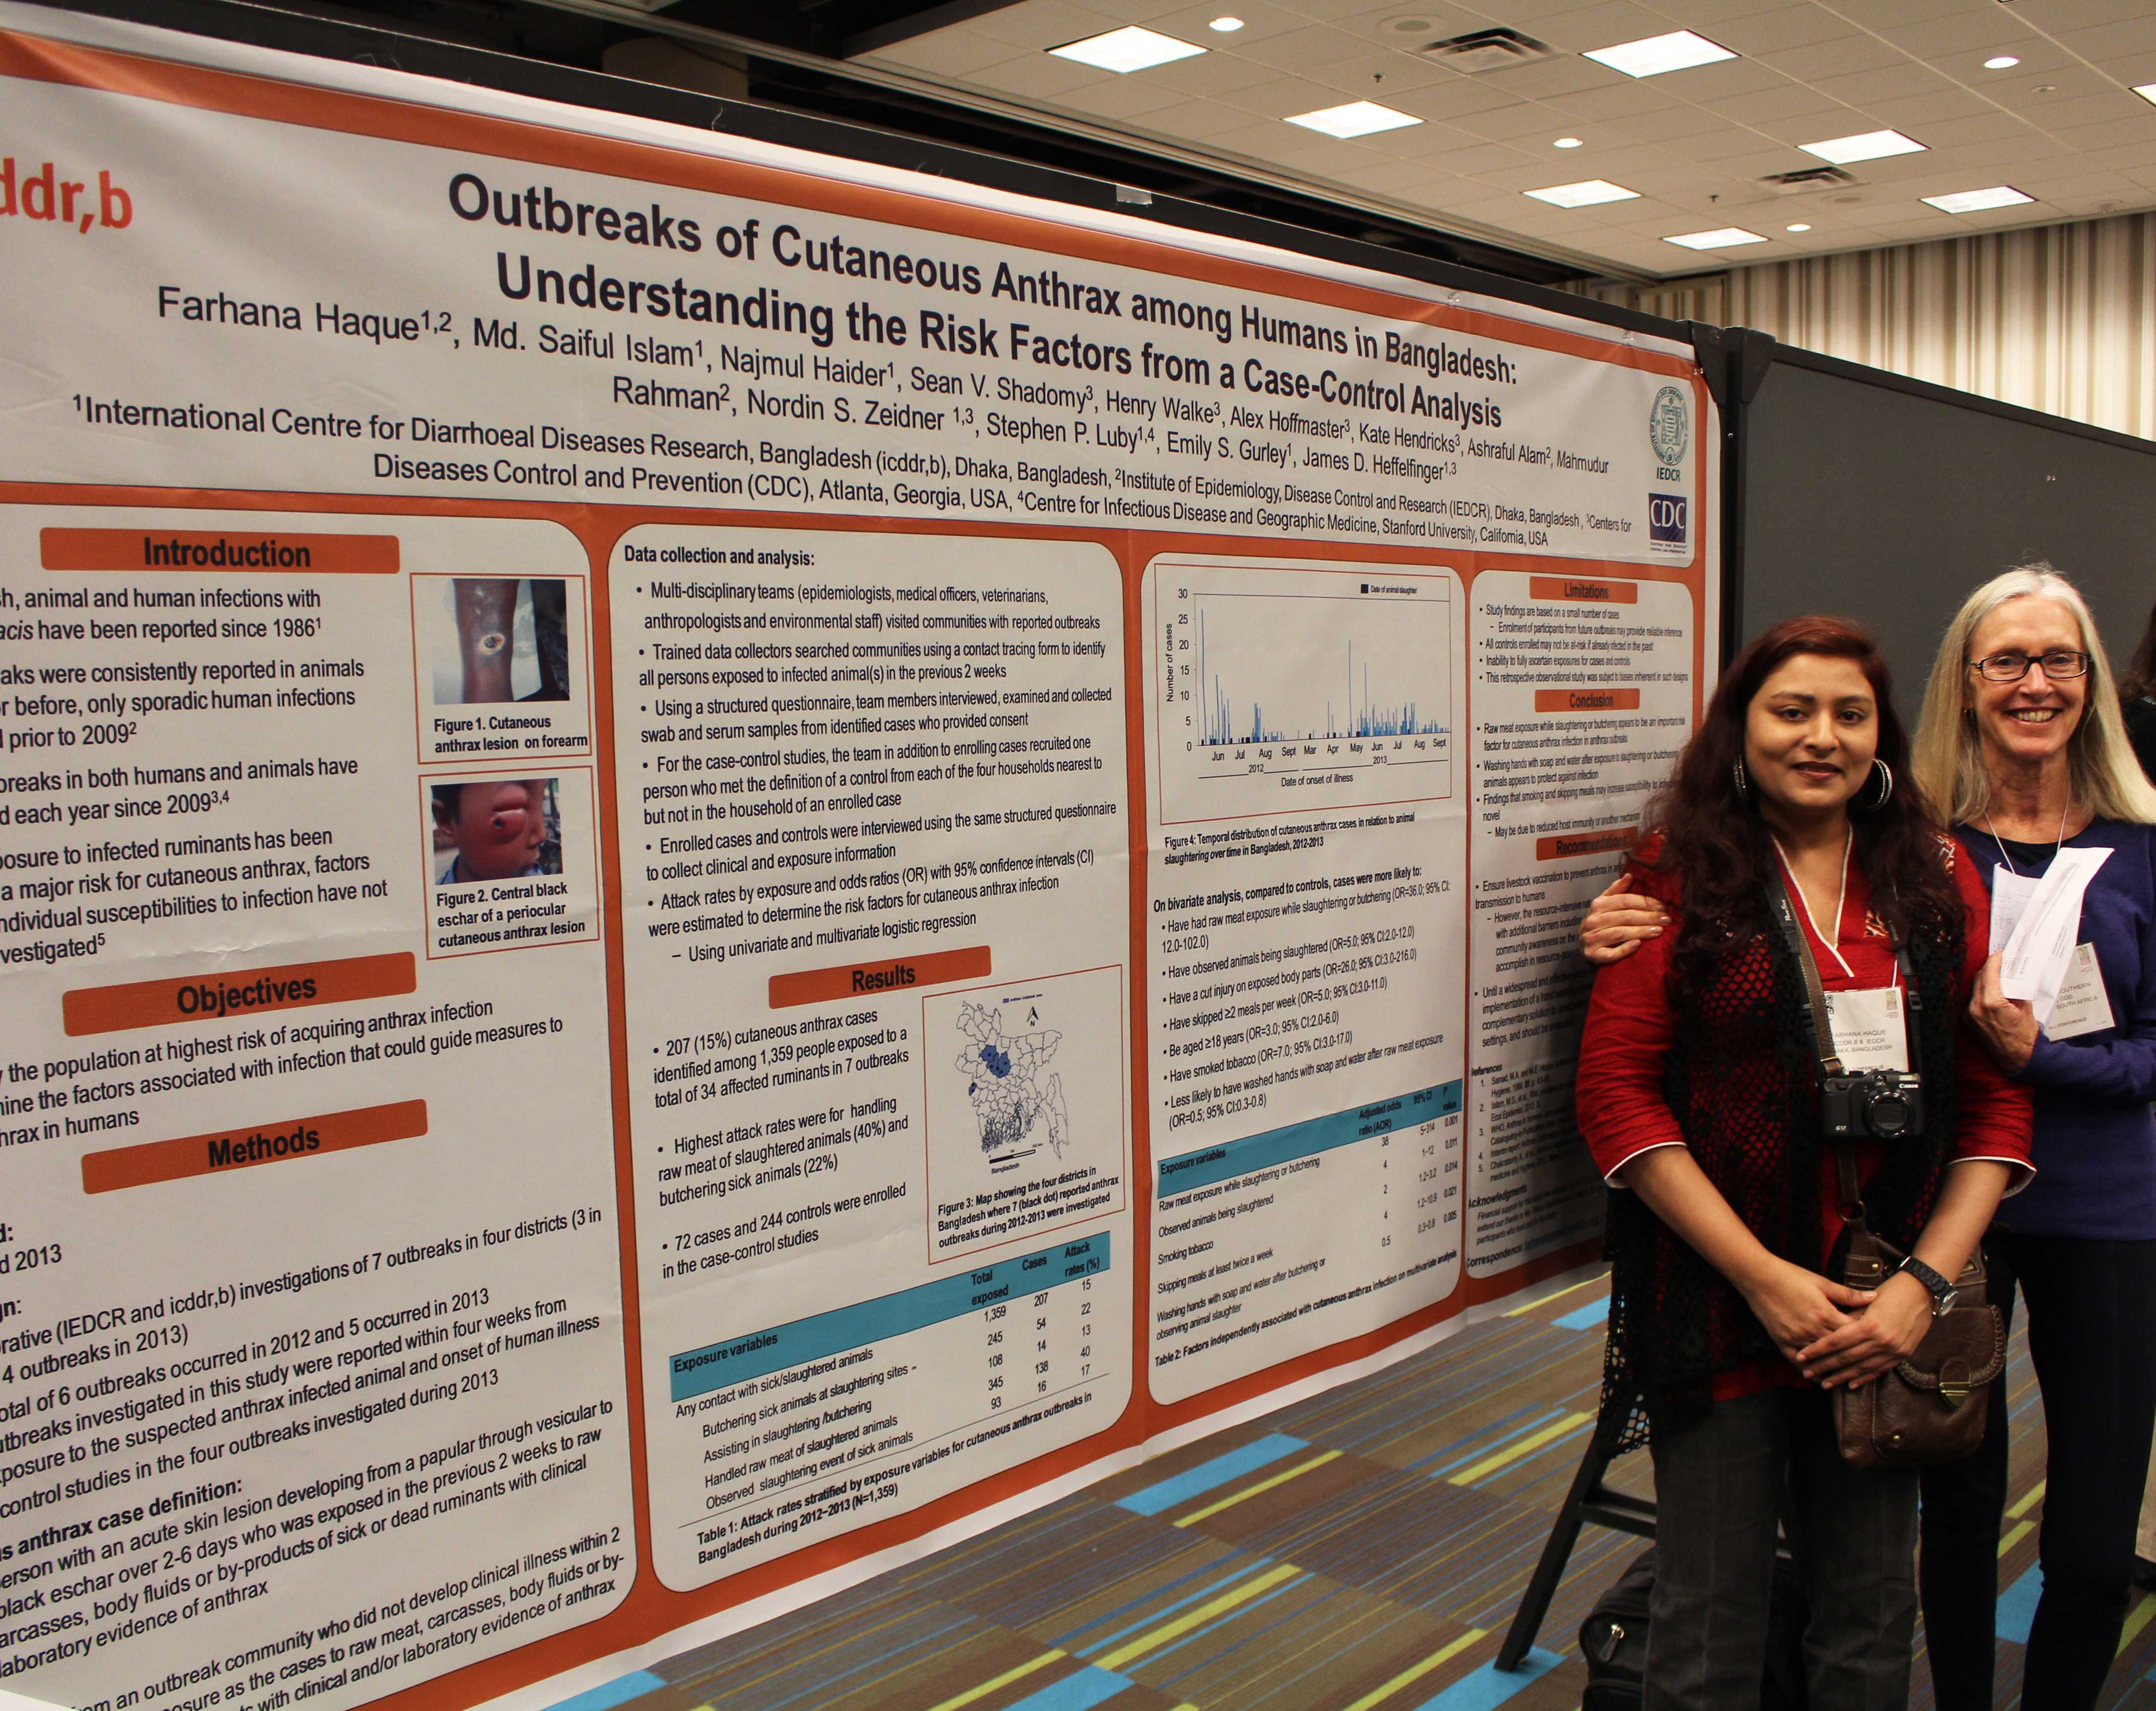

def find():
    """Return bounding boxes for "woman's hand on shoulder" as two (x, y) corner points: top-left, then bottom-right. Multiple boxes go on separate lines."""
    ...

(1581, 874), (1669, 967)
(1794, 1272), (1933, 1389)
(1967, 951), (2038, 1073)
(1734, 1256), (1874, 1366)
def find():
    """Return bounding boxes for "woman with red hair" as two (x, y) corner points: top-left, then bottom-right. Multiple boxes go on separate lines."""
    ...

(1574, 617), (2032, 1709)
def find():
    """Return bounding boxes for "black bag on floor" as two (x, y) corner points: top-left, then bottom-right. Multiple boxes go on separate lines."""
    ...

(1578, 1548), (1809, 1709)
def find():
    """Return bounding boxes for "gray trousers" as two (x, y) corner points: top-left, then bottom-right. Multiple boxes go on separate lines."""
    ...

(1645, 1387), (1919, 1711)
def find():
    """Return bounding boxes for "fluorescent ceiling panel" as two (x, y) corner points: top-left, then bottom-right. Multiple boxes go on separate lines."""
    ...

(1285, 101), (1422, 138)
(1582, 31), (1735, 79)
(1524, 179), (1639, 207)
(1664, 227), (1766, 250)
(1048, 27), (1205, 73)
(2136, 84), (2156, 107)
(1800, 129), (1925, 164)
(1921, 185), (2033, 213)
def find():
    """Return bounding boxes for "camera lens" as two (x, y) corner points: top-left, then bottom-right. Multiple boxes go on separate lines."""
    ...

(1865, 1088), (1911, 1137)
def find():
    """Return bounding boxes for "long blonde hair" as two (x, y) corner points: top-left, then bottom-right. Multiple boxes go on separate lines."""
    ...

(1911, 564), (2156, 825)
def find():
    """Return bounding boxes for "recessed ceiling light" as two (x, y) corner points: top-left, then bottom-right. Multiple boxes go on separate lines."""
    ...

(1284, 100), (1422, 138)
(1799, 128), (1925, 165)
(1208, 15), (1244, 31)
(1786, 222), (1812, 232)
(1047, 26), (1205, 73)
(1983, 55), (2019, 69)
(2138, 83), (2156, 106)
(1922, 185), (2034, 213)
(1583, 30), (1735, 79)
(1665, 227), (1767, 250)
(1554, 136), (1584, 148)
(1524, 179), (1639, 207)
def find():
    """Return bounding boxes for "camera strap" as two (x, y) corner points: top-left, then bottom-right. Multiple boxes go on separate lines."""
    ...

(1767, 870), (1923, 1082)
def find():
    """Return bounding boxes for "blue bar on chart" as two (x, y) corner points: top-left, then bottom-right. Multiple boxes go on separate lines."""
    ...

(1156, 1082), (1462, 1198)
(671, 1234), (1111, 1400)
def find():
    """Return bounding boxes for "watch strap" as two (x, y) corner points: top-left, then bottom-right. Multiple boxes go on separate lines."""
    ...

(1899, 1255), (1956, 1309)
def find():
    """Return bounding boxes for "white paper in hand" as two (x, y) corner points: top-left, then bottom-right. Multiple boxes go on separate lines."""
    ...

(2041, 942), (2117, 1041)
(1990, 866), (2039, 955)
(1999, 845), (2111, 1023)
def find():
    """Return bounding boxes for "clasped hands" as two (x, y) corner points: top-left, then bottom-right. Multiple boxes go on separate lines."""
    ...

(1741, 1256), (1933, 1388)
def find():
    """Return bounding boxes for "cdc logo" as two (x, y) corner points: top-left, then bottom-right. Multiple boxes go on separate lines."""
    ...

(1648, 492), (1688, 548)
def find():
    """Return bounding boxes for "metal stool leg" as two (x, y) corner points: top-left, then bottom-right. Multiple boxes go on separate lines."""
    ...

(1495, 1429), (1615, 1670)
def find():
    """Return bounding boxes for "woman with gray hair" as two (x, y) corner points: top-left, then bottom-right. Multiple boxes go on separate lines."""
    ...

(1580, 564), (2156, 1708)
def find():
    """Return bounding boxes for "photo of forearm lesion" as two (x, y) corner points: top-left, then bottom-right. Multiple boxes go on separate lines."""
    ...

(453, 577), (520, 703)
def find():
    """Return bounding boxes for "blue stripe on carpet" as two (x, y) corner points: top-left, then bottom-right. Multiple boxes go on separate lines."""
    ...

(545, 1673), (667, 1711)
(1412, 1648), (1561, 1710)
(1117, 1434), (1306, 1516)
(1998, 1564), (2042, 1645)
(1553, 1297), (1609, 1331)
(1006, 1665), (1134, 1710)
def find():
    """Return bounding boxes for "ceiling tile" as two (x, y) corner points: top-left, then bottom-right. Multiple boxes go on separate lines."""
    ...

(1458, 100), (1590, 139)
(1903, 110), (2041, 147)
(1234, 22), (1381, 67)
(969, 52), (1118, 97)
(2058, 17), (2156, 60)
(1136, 49), (1297, 94)
(1710, 5), (1867, 56)
(2014, 0), (2156, 27)
(1645, 56), (1795, 97)
(1419, 139), (1550, 170)
(1875, 15), (2045, 59)
(1141, 94), (1272, 135)
(1611, 102), (1751, 140)
(1860, 88), (1993, 127)
(1138, 0), (1312, 44)
(1395, 78), (1550, 122)
(1757, 36), (1906, 82)
(1551, 80), (1683, 117)
(1054, 70), (1211, 114)
(1821, 0), (1971, 29)
(1470, 54), (1625, 97)
(1808, 62), (1960, 105)
(1694, 81), (1847, 121)
(967, 0), (1131, 51)
(1510, 0), (1681, 50)
(862, 31), (1025, 77)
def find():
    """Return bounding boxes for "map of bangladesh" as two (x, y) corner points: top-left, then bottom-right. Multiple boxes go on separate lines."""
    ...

(954, 1000), (1071, 1158)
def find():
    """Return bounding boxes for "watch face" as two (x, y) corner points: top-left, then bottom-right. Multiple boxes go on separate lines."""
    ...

(1934, 1289), (1959, 1316)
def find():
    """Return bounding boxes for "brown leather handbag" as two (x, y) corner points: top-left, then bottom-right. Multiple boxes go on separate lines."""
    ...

(1828, 1145), (2004, 1469)
(1771, 875), (2006, 1470)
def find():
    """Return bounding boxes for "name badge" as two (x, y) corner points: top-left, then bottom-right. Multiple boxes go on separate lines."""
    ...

(2040, 943), (2116, 1041)
(1824, 985), (1910, 1072)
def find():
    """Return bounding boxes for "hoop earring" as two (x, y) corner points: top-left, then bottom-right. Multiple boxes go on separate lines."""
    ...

(1733, 757), (1750, 802)
(1863, 759), (1894, 809)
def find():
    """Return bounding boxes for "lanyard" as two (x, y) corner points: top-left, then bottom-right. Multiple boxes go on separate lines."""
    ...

(1769, 828), (1873, 983)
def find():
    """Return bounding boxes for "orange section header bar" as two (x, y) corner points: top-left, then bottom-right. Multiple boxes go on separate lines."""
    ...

(1528, 576), (1637, 604)
(42, 528), (398, 573)
(769, 945), (991, 1009)
(81, 1099), (427, 1194)
(1533, 688), (1643, 713)
(64, 953), (416, 1036)
(1536, 827), (1639, 862)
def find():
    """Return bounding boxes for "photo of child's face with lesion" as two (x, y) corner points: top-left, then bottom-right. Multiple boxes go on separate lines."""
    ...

(437, 578), (570, 704)
(431, 779), (561, 885)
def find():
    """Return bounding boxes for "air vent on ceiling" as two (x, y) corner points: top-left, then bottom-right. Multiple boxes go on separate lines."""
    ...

(1418, 28), (1554, 74)
(1760, 165), (1857, 195)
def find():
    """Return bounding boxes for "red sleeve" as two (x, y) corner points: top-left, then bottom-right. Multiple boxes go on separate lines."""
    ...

(1575, 898), (1686, 1183)
(1944, 841), (2035, 1182)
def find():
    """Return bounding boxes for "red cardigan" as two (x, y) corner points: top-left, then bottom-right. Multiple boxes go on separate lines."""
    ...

(1577, 838), (2033, 1397)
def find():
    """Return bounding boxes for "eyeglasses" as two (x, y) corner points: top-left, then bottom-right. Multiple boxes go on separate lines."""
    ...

(1971, 650), (2092, 682)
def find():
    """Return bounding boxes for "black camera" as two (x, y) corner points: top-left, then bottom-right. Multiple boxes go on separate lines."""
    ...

(1821, 1070), (1924, 1141)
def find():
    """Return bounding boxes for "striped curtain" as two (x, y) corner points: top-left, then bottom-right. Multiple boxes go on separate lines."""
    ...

(1570, 211), (2156, 441)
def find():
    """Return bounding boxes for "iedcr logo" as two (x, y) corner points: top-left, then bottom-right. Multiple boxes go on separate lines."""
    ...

(1648, 492), (1687, 547)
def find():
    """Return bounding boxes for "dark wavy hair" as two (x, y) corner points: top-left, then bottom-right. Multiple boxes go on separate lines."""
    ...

(1647, 615), (1960, 989)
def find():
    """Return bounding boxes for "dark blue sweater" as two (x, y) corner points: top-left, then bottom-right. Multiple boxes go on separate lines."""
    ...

(1957, 819), (2156, 1241)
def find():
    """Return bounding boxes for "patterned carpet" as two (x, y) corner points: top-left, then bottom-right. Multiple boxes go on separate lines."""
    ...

(569, 1274), (2156, 1711)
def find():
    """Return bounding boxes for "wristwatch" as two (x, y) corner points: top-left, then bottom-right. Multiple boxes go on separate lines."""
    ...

(1898, 1256), (1959, 1316)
